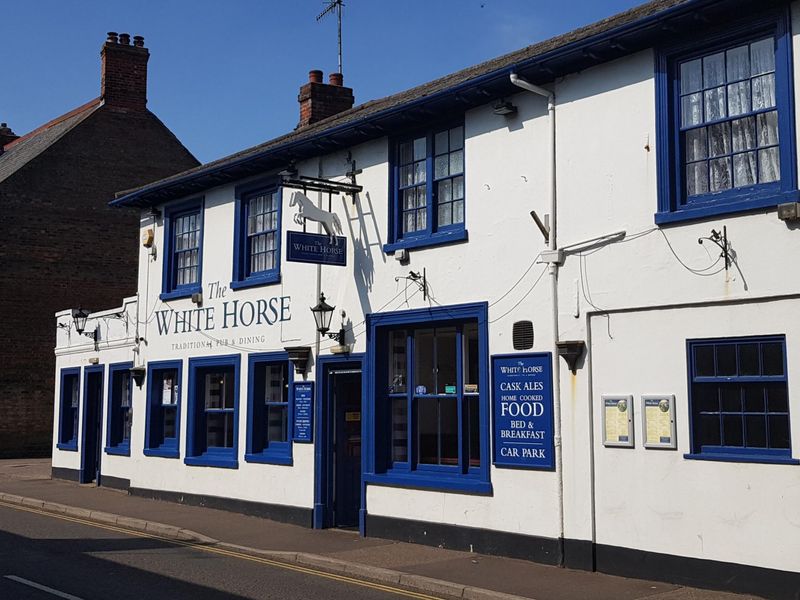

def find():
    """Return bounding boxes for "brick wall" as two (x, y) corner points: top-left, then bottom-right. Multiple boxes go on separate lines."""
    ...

(0, 107), (198, 457)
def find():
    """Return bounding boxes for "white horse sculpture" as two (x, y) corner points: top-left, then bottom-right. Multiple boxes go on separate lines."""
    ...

(289, 191), (343, 245)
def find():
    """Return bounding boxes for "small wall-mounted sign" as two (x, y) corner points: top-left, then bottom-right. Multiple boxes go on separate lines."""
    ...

(642, 395), (677, 449)
(492, 353), (554, 470)
(287, 231), (347, 267)
(293, 382), (314, 442)
(602, 395), (634, 447)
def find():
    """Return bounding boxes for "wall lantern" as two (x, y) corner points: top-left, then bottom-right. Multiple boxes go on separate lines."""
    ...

(556, 340), (586, 373)
(129, 366), (146, 388)
(310, 293), (345, 345)
(72, 307), (98, 348)
(284, 346), (312, 375)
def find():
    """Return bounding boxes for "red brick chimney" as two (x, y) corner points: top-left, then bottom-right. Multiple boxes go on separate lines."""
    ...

(297, 70), (354, 128)
(0, 123), (18, 151)
(101, 32), (149, 111)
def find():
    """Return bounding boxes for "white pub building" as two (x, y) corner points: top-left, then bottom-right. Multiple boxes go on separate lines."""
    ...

(51, 0), (800, 596)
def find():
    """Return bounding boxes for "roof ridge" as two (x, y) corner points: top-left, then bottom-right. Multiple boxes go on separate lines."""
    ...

(3, 97), (102, 151)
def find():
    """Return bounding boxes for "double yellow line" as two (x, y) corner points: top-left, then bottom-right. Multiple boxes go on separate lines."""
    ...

(0, 500), (442, 600)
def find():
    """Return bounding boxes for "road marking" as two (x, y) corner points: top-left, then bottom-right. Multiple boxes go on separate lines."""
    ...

(0, 501), (441, 600)
(5, 575), (85, 600)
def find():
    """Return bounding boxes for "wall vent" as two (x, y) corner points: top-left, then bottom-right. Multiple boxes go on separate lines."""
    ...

(512, 320), (534, 350)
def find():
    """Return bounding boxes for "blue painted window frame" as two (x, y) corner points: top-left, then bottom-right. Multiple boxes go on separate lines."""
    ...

(57, 367), (81, 451)
(685, 334), (797, 465)
(364, 302), (491, 494)
(185, 354), (240, 469)
(231, 178), (282, 290)
(245, 352), (293, 465)
(144, 360), (183, 458)
(655, 8), (797, 225)
(160, 198), (204, 300)
(105, 362), (133, 456)
(384, 123), (468, 254)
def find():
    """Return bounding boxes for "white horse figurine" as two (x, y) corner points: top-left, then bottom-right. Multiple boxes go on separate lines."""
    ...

(289, 191), (343, 245)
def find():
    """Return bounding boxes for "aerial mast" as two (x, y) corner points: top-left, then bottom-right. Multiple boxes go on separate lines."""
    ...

(316, 0), (345, 76)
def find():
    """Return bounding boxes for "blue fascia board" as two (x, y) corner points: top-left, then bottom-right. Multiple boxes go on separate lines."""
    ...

(110, 0), (728, 210)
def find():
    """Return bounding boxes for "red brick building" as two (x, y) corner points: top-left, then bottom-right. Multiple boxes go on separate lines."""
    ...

(0, 32), (199, 457)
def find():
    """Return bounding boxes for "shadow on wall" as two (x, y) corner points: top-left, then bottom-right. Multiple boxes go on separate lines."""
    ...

(342, 190), (384, 319)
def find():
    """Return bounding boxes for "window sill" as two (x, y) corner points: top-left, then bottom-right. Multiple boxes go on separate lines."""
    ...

(363, 472), (492, 495)
(244, 452), (293, 466)
(143, 447), (179, 459)
(184, 455), (239, 469)
(56, 442), (78, 452)
(384, 229), (468, 254)
(160, 285), (201, 302)
(684, 452), (799, 465)
(230, 272), (281, 291)
(105, 445), (130, 456)
(655, 191), (797, 225)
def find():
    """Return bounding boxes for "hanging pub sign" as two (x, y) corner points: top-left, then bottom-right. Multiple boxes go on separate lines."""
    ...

(286, 231), (347, 267)
(293, 382), (314, 442)
(492, 353), (555, 470)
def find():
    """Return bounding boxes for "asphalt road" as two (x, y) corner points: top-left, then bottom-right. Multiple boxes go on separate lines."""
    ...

(0, 502), (435, 600)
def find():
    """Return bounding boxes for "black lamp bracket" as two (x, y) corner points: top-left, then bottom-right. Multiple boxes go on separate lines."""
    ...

(698, 225), (731, 271)
(395, 268), (427, 301)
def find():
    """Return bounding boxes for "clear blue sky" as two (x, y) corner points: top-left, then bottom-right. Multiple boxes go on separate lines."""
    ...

(4, 0), (642, 163)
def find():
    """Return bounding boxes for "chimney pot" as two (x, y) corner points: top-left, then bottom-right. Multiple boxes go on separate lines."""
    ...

(309, 70), (323, 83)
(119, 33), (130, 45)
(329, 73), (343, 86)
(133, 35), (145, 47)
(0, 122), (19, 152)
(106, 31), (119, 44)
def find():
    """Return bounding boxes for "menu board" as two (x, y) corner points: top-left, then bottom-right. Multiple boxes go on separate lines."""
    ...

(642, 395), (676, 449)
(492, 353), (554, 470)
(293, 382), (314, 442)
(602, 395), (634, 447)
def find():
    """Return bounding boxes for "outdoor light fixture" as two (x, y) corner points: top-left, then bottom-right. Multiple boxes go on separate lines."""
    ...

(310, 292), (346, 345)
(72, 307), (99, 350)
(493, 99), (518, 116)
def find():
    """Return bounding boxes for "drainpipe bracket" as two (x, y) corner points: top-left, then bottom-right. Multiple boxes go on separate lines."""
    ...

(538, 249), (564, 265)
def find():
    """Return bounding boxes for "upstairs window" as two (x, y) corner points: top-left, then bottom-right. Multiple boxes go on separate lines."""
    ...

(161, 199), (203, 300)
(385, 125), (468, 253)
(232, 181), (282, 290)
(106, 362), (133, 455)
(655, 12), (796, 224)
(687, 335), (794, 464)
(57, 368), (81, 451)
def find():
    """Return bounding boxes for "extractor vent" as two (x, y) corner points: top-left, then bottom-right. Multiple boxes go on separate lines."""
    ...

(512, 320), (534, 350)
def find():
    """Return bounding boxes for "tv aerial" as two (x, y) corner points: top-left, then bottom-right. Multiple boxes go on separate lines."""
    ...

(317, 0), (345, 76)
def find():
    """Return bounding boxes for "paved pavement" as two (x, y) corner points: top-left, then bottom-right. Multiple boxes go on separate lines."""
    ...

(0, 459), (765, 600)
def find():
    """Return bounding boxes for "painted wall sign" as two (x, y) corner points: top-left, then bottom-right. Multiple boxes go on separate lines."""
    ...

(602, 394), (634, 447)
(155, 280), (291, 337)
(492, 353), (554, 470)
(286, 231), (347, 267)
(293, 382), (314, 442)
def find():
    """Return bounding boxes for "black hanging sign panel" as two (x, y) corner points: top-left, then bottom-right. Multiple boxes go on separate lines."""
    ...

(286, 231), (347, 267)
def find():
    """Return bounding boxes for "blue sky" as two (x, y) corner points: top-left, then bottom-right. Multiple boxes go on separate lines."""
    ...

(4, 1), (642, 163)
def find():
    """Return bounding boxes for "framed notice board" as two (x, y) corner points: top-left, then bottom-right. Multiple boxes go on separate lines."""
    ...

(641, 395), (677, 449)
(293, 382), (314, 442)
(602, 394), (634, 447)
